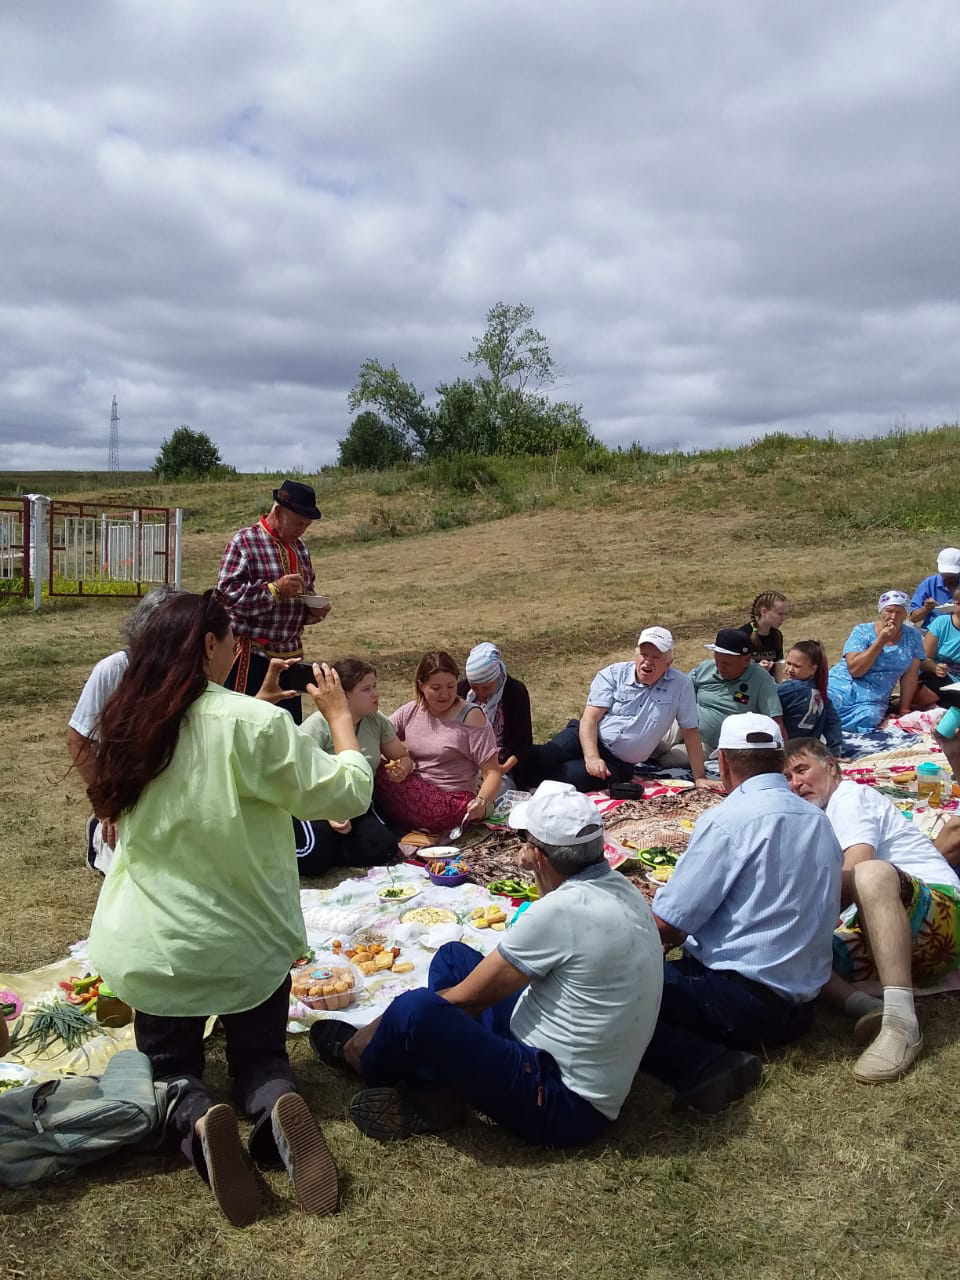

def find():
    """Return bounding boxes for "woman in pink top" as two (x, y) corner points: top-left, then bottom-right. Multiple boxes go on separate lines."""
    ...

(376, 650), (502, 834)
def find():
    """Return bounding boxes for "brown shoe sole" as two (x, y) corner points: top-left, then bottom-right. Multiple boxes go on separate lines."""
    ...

(273, 1093), (339, 1215)
(197, 1104), (262, 1228)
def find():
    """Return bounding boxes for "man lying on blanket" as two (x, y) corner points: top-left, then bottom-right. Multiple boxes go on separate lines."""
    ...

(520, 627), (714, 792)
(784, 737), (960, 1083)
(309, 781), (663, 1146)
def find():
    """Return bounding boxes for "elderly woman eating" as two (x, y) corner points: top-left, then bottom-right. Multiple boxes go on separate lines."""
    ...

(827, 590), (930, 732)
(457, 642), (533, 788)
(375, 650), (504, 834)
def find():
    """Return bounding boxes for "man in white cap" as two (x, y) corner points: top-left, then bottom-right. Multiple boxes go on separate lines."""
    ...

(909, 547), (960, 626)
(309, 781), (663, 1146)
(641, 713), (842, 1113)
(521, 627), (713, 792)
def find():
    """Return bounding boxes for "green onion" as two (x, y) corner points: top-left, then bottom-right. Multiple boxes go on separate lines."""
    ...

(9, 999), (101, 1055)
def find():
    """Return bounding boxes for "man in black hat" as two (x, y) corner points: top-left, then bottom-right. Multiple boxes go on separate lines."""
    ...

(216, 480), (328, 722)
(687, 628), (785, 754)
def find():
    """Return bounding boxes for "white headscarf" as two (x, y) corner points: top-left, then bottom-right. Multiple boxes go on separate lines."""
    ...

(877, 589), (909, 612)
(464, 642), (507, 725)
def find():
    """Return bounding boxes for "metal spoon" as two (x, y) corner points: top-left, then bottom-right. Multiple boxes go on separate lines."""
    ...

(447, 756), (517, 841)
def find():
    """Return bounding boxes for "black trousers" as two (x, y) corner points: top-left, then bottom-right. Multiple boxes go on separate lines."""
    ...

(225, 649), (303, 724)
(293, 807), (399, 876)
(134, 976), (296, 1175)
(519, 719), (634, 793)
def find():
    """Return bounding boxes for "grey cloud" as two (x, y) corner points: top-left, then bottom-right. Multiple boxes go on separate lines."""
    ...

(1, 0), (958, 470)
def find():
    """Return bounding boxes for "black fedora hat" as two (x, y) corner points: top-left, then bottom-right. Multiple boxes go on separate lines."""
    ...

(272, 479), (322, 521)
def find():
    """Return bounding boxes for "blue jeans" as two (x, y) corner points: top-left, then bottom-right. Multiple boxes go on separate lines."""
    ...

(641, 955), (816, 1093)
(522, 718), (634, 793)
(359, 942), (608, 1148)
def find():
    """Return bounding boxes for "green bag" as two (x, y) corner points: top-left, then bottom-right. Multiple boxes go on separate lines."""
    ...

(0, 1050), (175, 1189)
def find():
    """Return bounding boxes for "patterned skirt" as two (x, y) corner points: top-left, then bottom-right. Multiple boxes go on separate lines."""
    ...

(833, 867), (960, 985)
(374, 765), (473, 836)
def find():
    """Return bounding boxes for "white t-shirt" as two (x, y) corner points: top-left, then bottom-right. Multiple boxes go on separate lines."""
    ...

(826, 779), (960, 890)
(68, 650), (129, 738)
(498, 863), (663, 1119)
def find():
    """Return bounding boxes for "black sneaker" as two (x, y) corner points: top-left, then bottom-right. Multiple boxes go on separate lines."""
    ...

(349, 1085), (465, 1141)
(308, 1018), (356, 1069)
(672, 1050), (762, 1114)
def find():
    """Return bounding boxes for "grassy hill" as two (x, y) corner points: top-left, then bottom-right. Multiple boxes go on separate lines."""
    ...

(2, 426), (960, 1280)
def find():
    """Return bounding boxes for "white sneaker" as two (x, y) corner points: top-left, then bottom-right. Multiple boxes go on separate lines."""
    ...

(853, 1025), (923, 1084)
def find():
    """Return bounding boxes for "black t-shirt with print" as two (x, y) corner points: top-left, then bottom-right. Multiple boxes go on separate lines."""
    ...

(738, 622), (784, 664)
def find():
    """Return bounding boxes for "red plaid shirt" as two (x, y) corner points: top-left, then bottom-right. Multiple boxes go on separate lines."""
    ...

(216, 516), (317, 656)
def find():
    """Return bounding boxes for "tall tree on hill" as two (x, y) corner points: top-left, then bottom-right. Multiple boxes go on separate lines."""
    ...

(153, 425), (223, 478)
(346, 359), (434, 457)
(465, 301), (556, 444)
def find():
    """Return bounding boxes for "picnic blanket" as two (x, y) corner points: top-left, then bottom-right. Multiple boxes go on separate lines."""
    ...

(0, 868), (509, 1081)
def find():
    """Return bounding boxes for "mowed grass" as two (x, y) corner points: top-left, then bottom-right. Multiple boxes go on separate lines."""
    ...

(3, 446), (960, 1280)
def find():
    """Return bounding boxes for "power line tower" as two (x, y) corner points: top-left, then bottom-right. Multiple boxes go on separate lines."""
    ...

(108, 396), (120, 472)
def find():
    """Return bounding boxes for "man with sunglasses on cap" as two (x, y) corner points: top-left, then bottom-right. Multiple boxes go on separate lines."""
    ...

(309, 780), (663, 1147)
(689, 627), (786, 754)
(217, 479), (329, 723)
(641, 713), (842, 1113)
(520, 626), (714, 792)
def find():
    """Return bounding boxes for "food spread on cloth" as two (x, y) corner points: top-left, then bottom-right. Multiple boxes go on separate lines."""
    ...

(291, 865), (511, 1030)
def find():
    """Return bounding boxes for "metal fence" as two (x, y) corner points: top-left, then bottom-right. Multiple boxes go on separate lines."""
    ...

(0, 496), (181, 607)
(0, 498), (30, 596)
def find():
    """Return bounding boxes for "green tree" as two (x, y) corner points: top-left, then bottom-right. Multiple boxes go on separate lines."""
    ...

(465, 298), (555, 414)
(430, 378), (491, 456)
(337, 411), (413, 469)
(346, 359), (434, 456)
(497, 393), (596, 456)
(153, 425), (223, 478)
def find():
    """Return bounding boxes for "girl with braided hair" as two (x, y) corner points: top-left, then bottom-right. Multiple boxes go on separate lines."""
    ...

(738, 590), (788, 675)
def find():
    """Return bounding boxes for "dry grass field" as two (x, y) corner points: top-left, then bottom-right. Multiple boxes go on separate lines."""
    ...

(2, 436), (960, 1280)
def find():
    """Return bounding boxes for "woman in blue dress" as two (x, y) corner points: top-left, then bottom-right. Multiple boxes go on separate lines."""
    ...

(827, 590), (928, 732)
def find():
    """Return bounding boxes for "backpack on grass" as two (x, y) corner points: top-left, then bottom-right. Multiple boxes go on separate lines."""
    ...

(0, 1049), (178, 1189)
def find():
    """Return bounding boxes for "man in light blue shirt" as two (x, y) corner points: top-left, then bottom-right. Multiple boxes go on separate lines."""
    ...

(641, 713), (842, 1113)
(521, 627), (712, 792)
(908, 547), (960, 626)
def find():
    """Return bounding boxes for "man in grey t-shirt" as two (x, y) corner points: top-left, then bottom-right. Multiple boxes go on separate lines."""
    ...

(309, 781), (663, 1145)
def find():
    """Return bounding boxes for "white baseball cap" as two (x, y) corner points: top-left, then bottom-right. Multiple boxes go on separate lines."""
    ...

(717, 712), (784, 751)
(636, 626), (674, 652)
(508, 781), (603, 846)
(937, 548), (960, 575)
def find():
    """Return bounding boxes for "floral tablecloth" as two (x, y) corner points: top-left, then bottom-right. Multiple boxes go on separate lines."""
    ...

(293, 864), (507, 1030)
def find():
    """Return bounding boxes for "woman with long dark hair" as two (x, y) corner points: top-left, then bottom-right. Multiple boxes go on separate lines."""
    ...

(87, 590), (373, 1227)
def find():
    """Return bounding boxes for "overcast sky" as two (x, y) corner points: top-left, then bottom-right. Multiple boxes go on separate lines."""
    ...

(1, 1), (958, 472)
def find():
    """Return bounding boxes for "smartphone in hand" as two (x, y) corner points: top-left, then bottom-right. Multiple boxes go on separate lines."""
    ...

(278, 661), (319, 694)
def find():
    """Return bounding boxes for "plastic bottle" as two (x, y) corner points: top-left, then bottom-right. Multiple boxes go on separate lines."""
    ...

(916, 761), (942, 806)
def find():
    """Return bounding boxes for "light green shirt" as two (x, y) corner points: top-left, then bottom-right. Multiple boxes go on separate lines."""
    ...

(88, 683), (373, 1017)
(302, 709), (397, 776)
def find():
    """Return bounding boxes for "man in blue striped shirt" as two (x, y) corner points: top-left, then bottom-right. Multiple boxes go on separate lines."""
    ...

(641, 713), (843, 1113)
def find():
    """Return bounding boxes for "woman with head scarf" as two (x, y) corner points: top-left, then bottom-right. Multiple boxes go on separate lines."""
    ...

(457, 643), (533, 787)
(826, 591), (931, 732)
